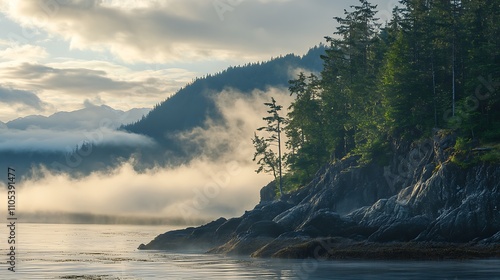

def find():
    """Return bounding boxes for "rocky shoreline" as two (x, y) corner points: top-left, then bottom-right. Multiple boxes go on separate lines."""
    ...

(139, 131), (500, 260)
(255, 239), (500, 260)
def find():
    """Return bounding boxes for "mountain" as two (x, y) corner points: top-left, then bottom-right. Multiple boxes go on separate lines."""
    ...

(139, 130), (500, 259)
(0, 105), (151, 178)
(123, 46), (325, 145)
(7, 104), (150, 131)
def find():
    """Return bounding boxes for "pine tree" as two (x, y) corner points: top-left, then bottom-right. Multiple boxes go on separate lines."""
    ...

(285, 72), (327, 184)
(253, 97), (286, 196)
(323, 0), (383, 158)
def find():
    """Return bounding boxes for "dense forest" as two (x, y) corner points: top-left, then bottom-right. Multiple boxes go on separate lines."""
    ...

(255, 0), (500, 189)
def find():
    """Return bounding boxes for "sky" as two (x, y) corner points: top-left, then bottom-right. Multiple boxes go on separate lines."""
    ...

(0, 0), (397, 123)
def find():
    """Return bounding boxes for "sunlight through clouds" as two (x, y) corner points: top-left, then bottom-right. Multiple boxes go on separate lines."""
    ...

(0, 0), (394, 121)
(1, 0), (340, 63)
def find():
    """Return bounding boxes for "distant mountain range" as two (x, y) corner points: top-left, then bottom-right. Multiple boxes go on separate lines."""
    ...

(6, 104), (150, 131)
(1, 45), (326, 178)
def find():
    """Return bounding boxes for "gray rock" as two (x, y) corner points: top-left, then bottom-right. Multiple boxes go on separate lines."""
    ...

(260, 181), (277, 202)
(297, 209), (357, 237)
(368, 215), (430, 242)
(215, 217), (242, 242)
(256, 200), (294, 220)
(481, 231), (500, 243)
(140, 129), (500, 257)
(140, 218), (226, 250)
(235, 210), (265, 234)
(273, 203), (312, 230)
(247, 220), (285, 237)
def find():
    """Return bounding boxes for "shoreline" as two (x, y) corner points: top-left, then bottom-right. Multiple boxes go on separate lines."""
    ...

(263, 239), (500, 261)
(140, 233), (500, 261)
(139, 142), (500, 261)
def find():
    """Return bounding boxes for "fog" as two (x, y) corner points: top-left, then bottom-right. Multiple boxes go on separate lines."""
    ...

(2, 88), (294, 225)
(0, 102), (151, 152)
(0, 127), (155, 152)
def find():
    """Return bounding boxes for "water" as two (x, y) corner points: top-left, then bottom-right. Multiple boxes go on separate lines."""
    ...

(1, 223), (499, 279)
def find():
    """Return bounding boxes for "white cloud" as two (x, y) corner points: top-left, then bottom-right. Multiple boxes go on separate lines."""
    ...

(0, 42), (48, 62)
(0, 0), (397, 122)
(0, 60), (196, 121)
(0, 0), (342, 63)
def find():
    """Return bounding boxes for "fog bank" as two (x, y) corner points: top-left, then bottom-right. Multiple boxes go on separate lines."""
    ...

(2, 88), (293, 224)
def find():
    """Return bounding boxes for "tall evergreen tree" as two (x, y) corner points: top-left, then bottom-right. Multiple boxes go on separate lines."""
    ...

(323, 0), (383, 158)
(285, 72), (326, 184)
(253, 97), (286, 196)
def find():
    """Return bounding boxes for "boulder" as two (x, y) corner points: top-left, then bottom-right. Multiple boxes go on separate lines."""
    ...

(258, 200), (294, 220)
(297, 209), (357, 237)
(260, 181), (276, 202)
(368, 216), (430, 242)
(273, 203), (312, 230)
(139, 218), (226, 250)
(481, 231), (500, 244)
(235, 210), (265, 234)
(214, 217), (242, 243)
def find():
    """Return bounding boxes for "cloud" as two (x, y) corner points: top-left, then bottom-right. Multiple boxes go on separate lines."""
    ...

(0, 126), (155, 152)
(0, 85), (47, 110)
(2, 62), (159, 95)
(0, 0), (397, 123)
(3, 87), (294, 223)
(0, 42), (48, 62)
(0, 61), (195, 121)
(0, 0), (348, 63)
(178, 86), (294, 161)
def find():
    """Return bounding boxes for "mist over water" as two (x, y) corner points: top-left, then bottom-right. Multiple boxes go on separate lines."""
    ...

(4, 88), (294, 224)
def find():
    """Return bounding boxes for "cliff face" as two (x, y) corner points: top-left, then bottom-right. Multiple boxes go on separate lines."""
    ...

(355, 163), (500, 243)
(140, 131), (500, 258)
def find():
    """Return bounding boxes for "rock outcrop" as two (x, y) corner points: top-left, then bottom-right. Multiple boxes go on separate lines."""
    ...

(139, 130), (500, 259)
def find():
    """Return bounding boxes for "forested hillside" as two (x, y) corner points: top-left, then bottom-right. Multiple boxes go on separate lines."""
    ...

(123, 46), (325, 146)
(275, 0), (500, 187)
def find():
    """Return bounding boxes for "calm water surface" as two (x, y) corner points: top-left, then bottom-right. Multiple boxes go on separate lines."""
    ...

(1, 223), (499, 279)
